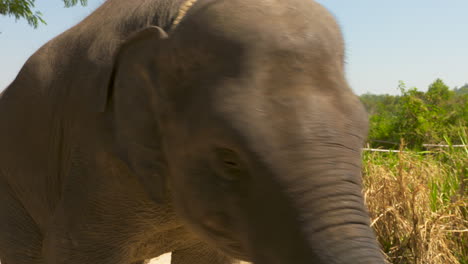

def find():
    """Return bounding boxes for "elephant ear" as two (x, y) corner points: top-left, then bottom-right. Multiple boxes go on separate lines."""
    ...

(111, 26), (169, 203)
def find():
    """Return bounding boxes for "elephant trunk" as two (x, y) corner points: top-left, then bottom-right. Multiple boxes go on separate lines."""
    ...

(242, 132), (385, 263)
(293, 169), (385, 264)
(245, 158), (385, 264)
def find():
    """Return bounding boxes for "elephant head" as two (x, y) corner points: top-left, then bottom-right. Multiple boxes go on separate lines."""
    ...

(108, 0), (384, 263)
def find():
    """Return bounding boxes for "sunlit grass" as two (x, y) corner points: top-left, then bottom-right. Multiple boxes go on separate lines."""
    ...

(362, 143), (467, 264)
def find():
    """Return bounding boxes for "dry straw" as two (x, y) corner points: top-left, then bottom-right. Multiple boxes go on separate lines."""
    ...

(363, 144), (467, 264)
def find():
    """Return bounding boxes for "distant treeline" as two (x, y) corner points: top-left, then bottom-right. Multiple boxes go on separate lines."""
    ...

(359, 79), (468, 149)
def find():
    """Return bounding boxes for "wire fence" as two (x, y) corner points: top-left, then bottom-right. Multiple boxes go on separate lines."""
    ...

(362, 143), (467, 153)
(362, 148), (405, 153)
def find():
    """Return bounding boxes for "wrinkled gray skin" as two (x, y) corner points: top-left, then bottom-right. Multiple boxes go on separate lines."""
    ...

(0, 0), (385, 263)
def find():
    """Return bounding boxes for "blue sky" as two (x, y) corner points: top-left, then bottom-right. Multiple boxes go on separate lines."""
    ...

(1, 0), (467, 95)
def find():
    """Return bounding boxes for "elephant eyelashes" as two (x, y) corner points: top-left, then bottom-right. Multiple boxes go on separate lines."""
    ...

(214, 148), (246, 181)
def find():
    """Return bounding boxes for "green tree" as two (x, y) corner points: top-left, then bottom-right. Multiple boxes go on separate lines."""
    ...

(454, 84), (468, 95)
(361, 79), (468, 149)
(0, 0), (87, 28)
(425, 78), (453, 105)
(360, 93), (400, 116)
(395, 82), (432, 148)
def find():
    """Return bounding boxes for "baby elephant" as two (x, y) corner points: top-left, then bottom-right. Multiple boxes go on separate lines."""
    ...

(0, 0), (384, 263)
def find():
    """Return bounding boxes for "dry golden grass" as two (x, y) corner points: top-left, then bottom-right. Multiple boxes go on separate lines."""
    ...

(363, 147), (467, 264)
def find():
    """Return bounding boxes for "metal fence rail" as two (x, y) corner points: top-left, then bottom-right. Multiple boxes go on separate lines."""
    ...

(362, 148), (405, 153)
(422, 144), (467, 148)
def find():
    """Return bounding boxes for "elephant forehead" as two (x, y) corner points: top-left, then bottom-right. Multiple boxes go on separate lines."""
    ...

(167, 2), (345, 72)
(173, 0), (343, 47)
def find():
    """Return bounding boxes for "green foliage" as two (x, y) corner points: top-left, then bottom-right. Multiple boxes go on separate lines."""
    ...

(361, 79), (468, 149)
(428, 146), (467, 212)
(454, 84), (468, 95)
(0, 0), (87, 28)
(362, 79), (467, 263)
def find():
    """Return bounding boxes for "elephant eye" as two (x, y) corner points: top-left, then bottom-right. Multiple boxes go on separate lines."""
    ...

(214, 147), (244, 181)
